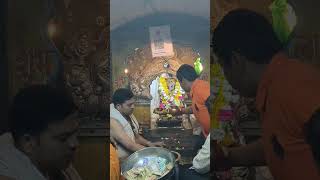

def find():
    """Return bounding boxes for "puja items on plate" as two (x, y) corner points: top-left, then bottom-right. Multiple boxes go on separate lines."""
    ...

(124, 157), (174, 180)
(153, 108), (169, 115)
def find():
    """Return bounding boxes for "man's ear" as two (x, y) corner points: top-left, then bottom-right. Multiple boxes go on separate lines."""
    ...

(231, 51), (243, 66)
(115, 104), (121, 110)
(19, 134), (38, 154)
(231, 51), (248, 71)
(181, 78), (189, 89)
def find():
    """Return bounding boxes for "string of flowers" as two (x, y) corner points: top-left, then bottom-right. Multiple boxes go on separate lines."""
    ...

(158, 76), (184, 109)
(211, 63), (227, 129)
(211, 63), (235, 179)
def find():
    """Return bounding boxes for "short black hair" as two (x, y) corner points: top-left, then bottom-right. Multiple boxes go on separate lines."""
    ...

(212, 9), (283, 66)
(9, 85), (77, 140)
(112, 88), (134, 106)
(176, 64), (198, 82)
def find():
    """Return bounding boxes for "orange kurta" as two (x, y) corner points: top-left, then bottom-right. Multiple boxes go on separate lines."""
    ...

(256, 53), (320, 180)
(110, 143), (121, 180)
(190, 79), (211, 137)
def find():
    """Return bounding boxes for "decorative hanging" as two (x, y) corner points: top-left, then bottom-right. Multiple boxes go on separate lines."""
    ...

(211, 63), (225, 129)
(194, 57), (203, 75)
(163, 62), (170, 69)
(270, 0), (297, 44)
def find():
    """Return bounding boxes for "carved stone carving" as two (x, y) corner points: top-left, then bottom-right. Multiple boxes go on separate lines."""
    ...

(9, 0), (109, 136)
(115, 44), (201, 99)
(63, 29), (110, 114)
(51, 0), (110, 121)
(211, 0), (240, 30)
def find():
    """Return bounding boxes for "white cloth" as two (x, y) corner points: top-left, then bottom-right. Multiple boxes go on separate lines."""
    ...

(0, 133), (14, 145)
(0, 133), (82, 180)
(110, 104), (140, 159)
(0, 133), (47, 180)
(192, 134), (210, 174)
(150, 78), (160, 129)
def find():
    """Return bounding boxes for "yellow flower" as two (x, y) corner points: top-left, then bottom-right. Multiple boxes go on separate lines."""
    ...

(211, 63), (227, 129)
(222, 132), (234, 146)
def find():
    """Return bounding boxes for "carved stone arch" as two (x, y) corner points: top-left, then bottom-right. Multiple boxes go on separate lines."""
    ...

(110, 0), (209, 30)
(126, 44), (198, 98)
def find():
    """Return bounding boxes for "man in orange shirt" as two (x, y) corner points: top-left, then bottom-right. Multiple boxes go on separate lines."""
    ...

(171, 64), (210, 138)
(212, 9), (320, 179)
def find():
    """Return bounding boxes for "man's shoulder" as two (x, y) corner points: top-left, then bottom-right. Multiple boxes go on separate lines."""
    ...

(0, 143), (46, 180)
(269, 59), (320, 111)
(110, 118), (121, 127)
(274, 59), (320, 90)
(0, 133), (14, 145)
(191, 80), (210, 100)
(281, 58), (320, 77)
(192, 80), (210, 92)
(196, 79), (210, 86)
(0, 148), (46, 180)
(0, 146), (19, 179)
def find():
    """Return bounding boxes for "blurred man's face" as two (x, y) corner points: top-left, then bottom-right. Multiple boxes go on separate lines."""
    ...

(215, 52), (256, 97)
(116, 98), (135, 116)
(221, 60), (244, 95)
(179, 79), (191, 93)
(34, 114), (80, 172)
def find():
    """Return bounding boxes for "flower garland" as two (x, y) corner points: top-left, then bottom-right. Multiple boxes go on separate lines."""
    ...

(211, 63), (239, 147)
(159, 76), (184, 109)
(173, 81), (183, 107)
(211, 63), (227, 129)
(211, 63), (248, 180)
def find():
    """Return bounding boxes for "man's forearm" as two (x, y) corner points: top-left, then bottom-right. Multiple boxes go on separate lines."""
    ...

(128, 142), (145, 151)
(227, 138), (266, 166)
(135, 134), (151, 146)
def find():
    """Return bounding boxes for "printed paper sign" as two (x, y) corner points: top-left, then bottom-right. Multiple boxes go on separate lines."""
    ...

(149, 25), (174, 58)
